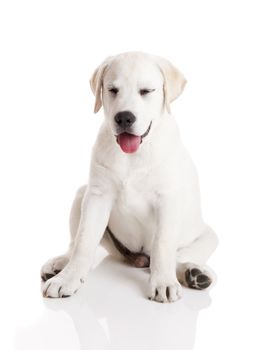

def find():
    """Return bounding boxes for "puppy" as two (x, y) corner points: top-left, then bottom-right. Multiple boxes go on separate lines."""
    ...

(41, 52), (218, 303)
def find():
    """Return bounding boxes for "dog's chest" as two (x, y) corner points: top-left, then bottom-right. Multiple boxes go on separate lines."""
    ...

(116, 174), (155, 218)
(109, 175), (156, 253)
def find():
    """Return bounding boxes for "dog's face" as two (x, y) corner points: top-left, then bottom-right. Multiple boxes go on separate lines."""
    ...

(102, 56), (164, 153)
(90, 52), (186, 153)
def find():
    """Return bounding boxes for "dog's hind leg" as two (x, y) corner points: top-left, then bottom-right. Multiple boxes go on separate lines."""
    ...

(41, 254), (71, 282)
(41, 185), (87, 282)
(176, 226), (218, 290)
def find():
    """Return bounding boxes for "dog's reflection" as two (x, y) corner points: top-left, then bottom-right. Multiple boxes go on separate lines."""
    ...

(42, 255), (211, 350)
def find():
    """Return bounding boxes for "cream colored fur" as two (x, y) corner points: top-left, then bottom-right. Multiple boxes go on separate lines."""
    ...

(41, 52), (218, 302)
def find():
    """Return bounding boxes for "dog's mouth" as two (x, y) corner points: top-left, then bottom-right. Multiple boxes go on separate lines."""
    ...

(116, 121), (152, 153)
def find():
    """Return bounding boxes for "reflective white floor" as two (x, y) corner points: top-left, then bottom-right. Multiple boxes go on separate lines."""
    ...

(15, 253), (209, 350)
(13, 246), (262, 350)
(2, 1), (263, 348)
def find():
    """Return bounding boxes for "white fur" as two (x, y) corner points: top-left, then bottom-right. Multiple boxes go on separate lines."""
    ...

(41, 52), (218, 302)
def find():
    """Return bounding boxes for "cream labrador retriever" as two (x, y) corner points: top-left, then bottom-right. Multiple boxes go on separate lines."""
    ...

(41, 52), (218, 303)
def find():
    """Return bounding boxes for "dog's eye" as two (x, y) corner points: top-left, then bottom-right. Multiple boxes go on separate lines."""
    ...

(109, 87), (119, 95)
(139, 89), (155, 96)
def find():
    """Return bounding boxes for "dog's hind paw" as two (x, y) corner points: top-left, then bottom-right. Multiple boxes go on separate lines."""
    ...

(41, 254), (69, 282)
(184, 264), (213, 290)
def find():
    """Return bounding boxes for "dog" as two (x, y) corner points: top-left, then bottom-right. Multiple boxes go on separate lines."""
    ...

(41, 52), (218, 303)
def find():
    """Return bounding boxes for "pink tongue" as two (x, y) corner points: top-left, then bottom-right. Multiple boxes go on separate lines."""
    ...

(117, 133), (141, 153)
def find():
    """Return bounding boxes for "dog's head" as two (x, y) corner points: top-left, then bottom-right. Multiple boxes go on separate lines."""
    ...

(90, 52), (186, 153)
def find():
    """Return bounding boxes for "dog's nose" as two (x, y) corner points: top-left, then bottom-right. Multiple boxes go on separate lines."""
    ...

(114, 111), (136, 129)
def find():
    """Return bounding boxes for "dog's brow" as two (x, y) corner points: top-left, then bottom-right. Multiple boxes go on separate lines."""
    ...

(106, 80), (121, 89)
(138, 82), (156, 89)
(106, 83), (117, 89)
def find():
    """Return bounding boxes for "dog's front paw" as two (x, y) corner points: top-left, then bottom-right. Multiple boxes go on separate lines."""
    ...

(148, 275), (182, 303)
(42, 271), (84, 298)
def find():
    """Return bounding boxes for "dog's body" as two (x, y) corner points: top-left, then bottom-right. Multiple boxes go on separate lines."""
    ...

(41, 52), (218, 302)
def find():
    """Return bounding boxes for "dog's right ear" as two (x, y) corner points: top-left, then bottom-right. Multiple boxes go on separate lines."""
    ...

(90, 57), (112, 113)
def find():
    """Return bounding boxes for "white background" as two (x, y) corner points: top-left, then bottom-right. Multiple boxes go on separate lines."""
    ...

(0, 0), (263, 349)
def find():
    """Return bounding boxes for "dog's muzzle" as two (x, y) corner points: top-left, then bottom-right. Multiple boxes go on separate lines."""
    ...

(115, 121), (152, 153)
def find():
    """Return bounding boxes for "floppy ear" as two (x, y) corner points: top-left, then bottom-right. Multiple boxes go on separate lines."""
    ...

(156, 57), (187, 113)
(89, 57), (112, 113)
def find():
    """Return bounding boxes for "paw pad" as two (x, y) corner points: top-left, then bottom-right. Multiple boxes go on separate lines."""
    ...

(185, 268), (212, 290)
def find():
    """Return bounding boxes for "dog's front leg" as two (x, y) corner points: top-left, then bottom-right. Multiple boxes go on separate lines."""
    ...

(42, 189), (113, 298)
(149, 196), (182, 303)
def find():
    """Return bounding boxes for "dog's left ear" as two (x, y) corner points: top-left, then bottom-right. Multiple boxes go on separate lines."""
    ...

(90, 57), (112, 113)
(156, 57), (187, 113)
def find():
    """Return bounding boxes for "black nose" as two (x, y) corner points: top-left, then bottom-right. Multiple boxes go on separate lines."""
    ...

(114, 111), (136, 129)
